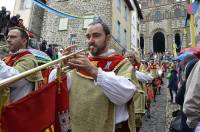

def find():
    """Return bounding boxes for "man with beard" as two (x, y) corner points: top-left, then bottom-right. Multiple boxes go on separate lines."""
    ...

(0, 27), (43, 112)
(49, 21), (137, 132)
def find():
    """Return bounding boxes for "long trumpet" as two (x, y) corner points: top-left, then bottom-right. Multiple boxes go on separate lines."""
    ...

(0, 48), (87, 89)
(0, 45), (8, 49)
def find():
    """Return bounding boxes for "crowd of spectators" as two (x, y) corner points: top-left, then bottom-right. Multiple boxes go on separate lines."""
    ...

(0, 6), (25, 41)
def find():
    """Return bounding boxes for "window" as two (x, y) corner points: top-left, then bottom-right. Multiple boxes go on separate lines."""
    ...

(174, 7), (181, 18)
(117, 0), (121, 11)
(137, 39), (140, 48)
(165, 10), (170, 19)
(124, 6), (128, 20)
(124, 29), (127, 47)
(154, 10), (162, 22)
(20, 0), (32, 10)
(117, 20), (121, 42)
(141, 2), (148, 8)
(154, 0), (161, 4)
(69, 34), (77, 45)
(137, 23), (139, 32)
(58, 18), (68, 31)
(83, 15), (94, 29)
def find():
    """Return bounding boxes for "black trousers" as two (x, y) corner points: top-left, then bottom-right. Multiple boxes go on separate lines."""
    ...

(115, 120), (130, 132)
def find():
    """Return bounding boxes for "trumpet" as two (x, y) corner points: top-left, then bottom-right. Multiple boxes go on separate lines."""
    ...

(0, 48), (88, 89)
(0, 45), (8, 49)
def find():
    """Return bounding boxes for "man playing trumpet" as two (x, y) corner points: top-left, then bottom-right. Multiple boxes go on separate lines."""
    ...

(0, 27), (43, 108)
(49, 21), (138, 132)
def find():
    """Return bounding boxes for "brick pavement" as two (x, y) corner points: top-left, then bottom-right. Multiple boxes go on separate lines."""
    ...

(140, 78), (179, 132)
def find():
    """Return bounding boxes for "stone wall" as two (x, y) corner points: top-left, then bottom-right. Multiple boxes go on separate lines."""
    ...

(140, 0), (189, 53)
(29, 4), (45, 40)
(40, 0), (123, 53)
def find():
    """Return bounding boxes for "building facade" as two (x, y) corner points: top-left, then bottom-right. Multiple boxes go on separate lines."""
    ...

(194, 0), (200, 46)
(13, 0), (32, 28)
(13, 0), (45, 40)
(139, 0), (189, 54)
(130, 0), (143, 51)
(39, 0), (134, 53)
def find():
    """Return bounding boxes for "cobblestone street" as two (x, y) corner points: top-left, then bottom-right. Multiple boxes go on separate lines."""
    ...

(140, 79), (179, 132)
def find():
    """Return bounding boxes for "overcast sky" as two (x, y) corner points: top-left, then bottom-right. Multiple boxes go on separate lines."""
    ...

(0, 0), (15, 14)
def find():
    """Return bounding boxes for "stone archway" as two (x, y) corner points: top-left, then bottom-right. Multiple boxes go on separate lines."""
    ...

(153, 32), (165, 53)
(175, 33), (181, 52)
(140, 35), (144, 55)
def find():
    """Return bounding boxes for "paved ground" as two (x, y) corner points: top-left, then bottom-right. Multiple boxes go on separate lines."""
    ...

(140, 80), (167, 132)
(140, 78), (179, 132)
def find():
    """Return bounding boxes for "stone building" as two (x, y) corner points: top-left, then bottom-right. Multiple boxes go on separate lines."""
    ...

(194, 0), (200, 46)
(13, 0), (45, 39)
(139, 0), (190, 54)
(13, 0), (46, 49)
(130, 0), (143, 51)
(39, 0), (134, 53)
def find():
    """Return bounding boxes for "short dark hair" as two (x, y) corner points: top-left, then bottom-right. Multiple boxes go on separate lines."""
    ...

(9, 27), (29, 47)
(88, 21), (110, 36)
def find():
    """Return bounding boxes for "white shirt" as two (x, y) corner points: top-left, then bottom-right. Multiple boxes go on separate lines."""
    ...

(0, 54), (34, 102)
(195, 122), (200, 132)
(135, 70), (153, 83)
(49, 50), (136, 124)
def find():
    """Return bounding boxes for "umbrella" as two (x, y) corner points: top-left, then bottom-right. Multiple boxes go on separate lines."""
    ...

(176, 51), (193, 61)
(180, 47), (200, 59)
(28, 49), (52, 64)
(180, 47), (200, 54)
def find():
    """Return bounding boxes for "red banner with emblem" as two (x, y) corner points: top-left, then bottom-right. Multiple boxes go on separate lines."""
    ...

(0, 76), (69, 132)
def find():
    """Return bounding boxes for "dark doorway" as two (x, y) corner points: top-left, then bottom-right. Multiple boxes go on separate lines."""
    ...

(175, 33), (181, 52)
(153, 32), (165, 53)
(140, 36), (144, 55)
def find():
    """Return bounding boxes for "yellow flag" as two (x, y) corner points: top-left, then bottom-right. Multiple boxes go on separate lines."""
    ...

(173, 43), (177, 57)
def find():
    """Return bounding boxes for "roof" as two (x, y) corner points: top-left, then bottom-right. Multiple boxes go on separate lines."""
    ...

(124, 0), (134, 10)
(133, 0), (143, 19)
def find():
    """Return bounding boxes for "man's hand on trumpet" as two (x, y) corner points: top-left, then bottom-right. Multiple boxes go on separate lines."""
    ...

(62, 45), (98, 80)
(67, 53), (98, 80)
(62, 45), (77, 66)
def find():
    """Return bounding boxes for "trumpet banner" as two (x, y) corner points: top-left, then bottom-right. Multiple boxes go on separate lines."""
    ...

(0, 76), (69, 132)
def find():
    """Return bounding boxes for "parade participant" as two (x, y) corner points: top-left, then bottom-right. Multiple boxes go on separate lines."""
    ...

(126, 51), (141, 70)
(183, 60), (200, 131)
(154, 62), (163, 95)
(168, 69), (178, 103)
(139, 61), (154, 118)
(125, 51), (146, 132)
(161, 62), (167, 74)
(148, 61), (158, 101)
(0, 27), (43, 106)
(46, 45), (54, 59)
(49, 21), (137, 132)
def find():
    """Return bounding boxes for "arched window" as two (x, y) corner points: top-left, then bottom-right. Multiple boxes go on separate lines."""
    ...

(142, 2), (148, 8)
(174, 7), (181, 18)
(175, 33), (181, 52)
(154, 11), (162, 22)
(154, 0), (161, 4)
(182, 9), (187, 17)
(165, 10), (170, 19)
